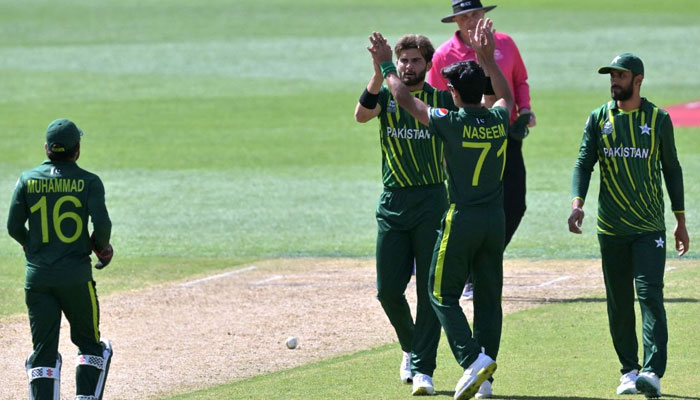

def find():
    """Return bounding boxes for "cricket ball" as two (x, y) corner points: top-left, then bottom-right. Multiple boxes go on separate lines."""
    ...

(285, 336), (298, 349)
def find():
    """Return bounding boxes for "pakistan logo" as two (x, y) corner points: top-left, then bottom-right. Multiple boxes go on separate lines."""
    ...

(387, 100), (397, 113)
(602, 121), (613, 135)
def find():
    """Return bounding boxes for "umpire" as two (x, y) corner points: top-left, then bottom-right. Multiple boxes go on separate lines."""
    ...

(7, 119), (115, 400)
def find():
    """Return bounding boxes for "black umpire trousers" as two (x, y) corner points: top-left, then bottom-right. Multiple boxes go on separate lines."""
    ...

(503, 138), (526, 247)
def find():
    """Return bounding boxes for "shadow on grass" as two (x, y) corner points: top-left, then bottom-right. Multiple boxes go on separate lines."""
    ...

(503, 297), (699, 304)
(434, 392), (700, 400)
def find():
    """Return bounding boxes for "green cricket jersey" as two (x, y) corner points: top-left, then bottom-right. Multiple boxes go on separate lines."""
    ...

(377, 83), (455, 188)
(7, 160), (112, 287)
(428, 106), (510, 207)
(572, 98), (684, 235)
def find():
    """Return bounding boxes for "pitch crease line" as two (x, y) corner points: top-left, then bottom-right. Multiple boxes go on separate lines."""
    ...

(180, 266), (256, 287)
(538, 276), (571, 287)
(253, 275), (284, 285)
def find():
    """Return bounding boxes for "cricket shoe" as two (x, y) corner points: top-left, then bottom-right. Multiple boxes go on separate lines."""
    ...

(412, 373), (435, 396)
(400, 351), (413, 384)
(616, 370), (638, 395)
(636, 372), (661, 398)
(454, 351), (497, 400)
(475, 380), (492, 398)
(462, 282), (474, 300)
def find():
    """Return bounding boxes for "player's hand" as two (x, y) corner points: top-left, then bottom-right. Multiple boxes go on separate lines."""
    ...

(674, 221), (689, 256)
(93, 244), (113, 269)
(467, 18), (495, 62)
(519, 108), (537, 127)
(568, 207), (584, 234)
(367, 32), (392, 65)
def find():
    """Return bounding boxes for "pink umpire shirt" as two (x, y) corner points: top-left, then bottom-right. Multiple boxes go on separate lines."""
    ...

(427, 31), (531, 123)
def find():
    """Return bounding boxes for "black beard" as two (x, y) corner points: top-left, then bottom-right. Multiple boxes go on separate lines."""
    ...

(401, 70), (426, 87)
(611, 84), (633, 101)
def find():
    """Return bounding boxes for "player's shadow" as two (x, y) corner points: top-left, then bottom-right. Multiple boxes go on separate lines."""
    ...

(503, 296), (699, 304)
(477, 395), (699, 400)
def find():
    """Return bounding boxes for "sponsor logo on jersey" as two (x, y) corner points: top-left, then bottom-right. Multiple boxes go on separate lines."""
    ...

(386, 126), (431, 140)
(387, 100), (397, 113)
(602, 146), (650, 159)
(432, 108), (448, 118)
(602, 121), (613, 135)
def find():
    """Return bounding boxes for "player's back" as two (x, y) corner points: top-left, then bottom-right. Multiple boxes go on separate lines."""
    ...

(18, 160), (106, 286)
(429, 106), (510, 208)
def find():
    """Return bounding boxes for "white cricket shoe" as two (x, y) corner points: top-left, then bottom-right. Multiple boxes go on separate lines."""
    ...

(636, 372), (662, 398)
(616, 370), (638, 395)
(454, 352), (497, 400)
(475, 380), (492, 398)
(412, 373), (435, 396)
(400, 351), (413, 384)
(462, 282), (474, 299)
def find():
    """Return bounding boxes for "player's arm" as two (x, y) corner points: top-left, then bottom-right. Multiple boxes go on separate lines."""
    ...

(510, 39), (536, 127)
(469, 19), (513, 115)
(354, 59), (383, 123)
(367, 32), (430, 126)
(6, 176), (29, 247)
(658, 115), (689, 255)
(88, 177), (113, 268)
(568, 114), (599, 234)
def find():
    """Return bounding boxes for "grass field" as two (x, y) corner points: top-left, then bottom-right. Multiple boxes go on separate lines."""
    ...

(1, 0), (699, 398)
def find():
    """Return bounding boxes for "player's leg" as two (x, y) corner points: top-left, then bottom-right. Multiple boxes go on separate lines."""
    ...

(502, 140), (526, 248)
(428, 207), (481, 367)
(376, 191), (415, 355)
(409, 185), (448, 378)
(25, 286), (63, 400)
(471, 207), (505, 362)
(598, 234), (642, 374)
(632, 231), (667, 378)
(59, 281), (112, 399)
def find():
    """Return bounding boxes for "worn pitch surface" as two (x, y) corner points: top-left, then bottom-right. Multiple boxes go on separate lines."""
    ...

(0, 258), (603, 399)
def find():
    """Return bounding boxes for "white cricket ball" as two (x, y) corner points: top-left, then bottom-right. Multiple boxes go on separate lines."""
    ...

(285, 336), (298, 349)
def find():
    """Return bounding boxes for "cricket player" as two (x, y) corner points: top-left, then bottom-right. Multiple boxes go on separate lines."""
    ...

(568, 53), (689, 398)
(7, 118), (115, 400)
(429, 0), (534, 253)
(355, 34), (456, 396)
(368, 18), (513, 400)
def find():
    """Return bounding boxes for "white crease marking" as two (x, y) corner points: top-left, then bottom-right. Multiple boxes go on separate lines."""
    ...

(538, 276), (571, 287)
(180, 266), (256, 287)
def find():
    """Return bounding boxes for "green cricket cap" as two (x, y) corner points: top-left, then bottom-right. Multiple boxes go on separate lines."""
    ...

(46, 118), (82, 153)
(598, 53), (644, 76)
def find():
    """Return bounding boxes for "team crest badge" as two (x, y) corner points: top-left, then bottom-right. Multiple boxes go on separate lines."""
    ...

(432, 108), (448, 118)
(602, 121), (613, 135)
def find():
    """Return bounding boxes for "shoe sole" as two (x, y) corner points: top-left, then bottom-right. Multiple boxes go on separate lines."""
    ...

(412, 387), (435, 396)
(636, 379), (661, 398)
(454, 362), (497, 400)
(616, 386), (638, 395)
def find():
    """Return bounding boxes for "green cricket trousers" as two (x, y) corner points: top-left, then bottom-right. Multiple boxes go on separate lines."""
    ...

(599, 231), (668, 377)
(376, 183), (448, 376)
(429, 204), (504, 369)
(25, 280), (104, 399)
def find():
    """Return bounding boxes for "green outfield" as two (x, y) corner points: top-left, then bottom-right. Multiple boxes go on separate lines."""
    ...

(1, 0), (699, 398)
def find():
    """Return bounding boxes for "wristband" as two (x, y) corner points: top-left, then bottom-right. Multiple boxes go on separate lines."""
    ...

(359, 88), (379, 109)
(483, 77), (495, 95)
(380, 61), (397, 78)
